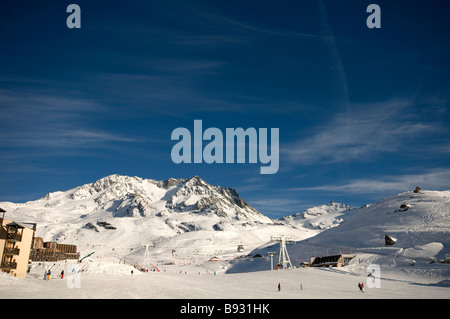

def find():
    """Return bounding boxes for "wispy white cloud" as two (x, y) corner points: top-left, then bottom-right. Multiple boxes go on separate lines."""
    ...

(1, 126), (141, 150)
(281, 98), (443, 165)
(91, 72), (286, 116)
(25, 129), (141, 148)
(200, 13), (323, 40)
(62, 130), (138, 143)
(290, 168), (450, 194)
(141, 58), (225, 73)
(0, 89), (141, 150)
(318, 0), (350, 110)
(0, 89), (105, 122)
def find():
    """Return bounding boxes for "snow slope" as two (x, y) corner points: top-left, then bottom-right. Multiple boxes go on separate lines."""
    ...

(228, 190), (450, 284)
(277, 201), (354, 232)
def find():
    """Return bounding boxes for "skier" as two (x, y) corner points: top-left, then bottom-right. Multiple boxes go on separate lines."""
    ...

(60, 270), (64, 279)
(358, 282), (365, 293)
(47, 269), (51, 280)
(278, 283), (281, 292)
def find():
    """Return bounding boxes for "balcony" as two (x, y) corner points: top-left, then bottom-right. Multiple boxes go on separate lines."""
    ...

(1, 261), (17, 270)
(6, 232), (22, 241)
(3, 247), (20, 255)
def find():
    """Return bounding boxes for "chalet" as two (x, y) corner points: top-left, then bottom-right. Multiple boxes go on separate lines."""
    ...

(310, 254), (355, 268)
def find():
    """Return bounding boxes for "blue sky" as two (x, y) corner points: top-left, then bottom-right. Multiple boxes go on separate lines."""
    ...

(1, 0), (449, 218)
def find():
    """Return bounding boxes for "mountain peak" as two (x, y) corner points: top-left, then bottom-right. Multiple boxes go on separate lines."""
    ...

(91, 174), (143, 191)
(18, 174), (274, 242)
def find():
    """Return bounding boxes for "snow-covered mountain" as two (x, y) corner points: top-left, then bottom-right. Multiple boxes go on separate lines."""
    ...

(228, 189), (450, 280)
(0, 174), (309, 260)
(3, 174), (448, 282)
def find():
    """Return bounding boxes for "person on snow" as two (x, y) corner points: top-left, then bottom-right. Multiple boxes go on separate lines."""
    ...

(60, 270), (64, 279)
(278, 283), (281, 292)
(358, 282), (365, 292)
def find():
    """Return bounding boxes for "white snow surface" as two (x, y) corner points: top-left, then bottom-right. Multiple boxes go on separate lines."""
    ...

(278, 201), (353, 232)
(0, 258), (449, 299)
(1, 175), (449, 298)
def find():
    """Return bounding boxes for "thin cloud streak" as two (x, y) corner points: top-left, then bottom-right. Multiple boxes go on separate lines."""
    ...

(281, 98), (443, 166)
(1, 128), (141, 149)
(0, 89), (141, 150)
(318, 0), (350, 110)
(290, 168), (450, 194)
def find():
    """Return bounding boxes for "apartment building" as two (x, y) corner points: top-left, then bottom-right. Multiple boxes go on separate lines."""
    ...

(0, 211), (36, 278)
(30, 239), (80, 261)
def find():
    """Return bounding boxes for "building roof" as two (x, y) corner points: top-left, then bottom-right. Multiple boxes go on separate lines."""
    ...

(311, 255), (342, 265)
(6, 221), (25, 228)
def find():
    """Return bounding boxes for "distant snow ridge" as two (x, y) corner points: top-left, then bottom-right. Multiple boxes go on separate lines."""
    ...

(278, 201), (353, 230)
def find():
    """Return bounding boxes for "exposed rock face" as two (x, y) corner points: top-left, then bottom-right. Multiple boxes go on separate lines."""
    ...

(18, 174), (274, 246)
